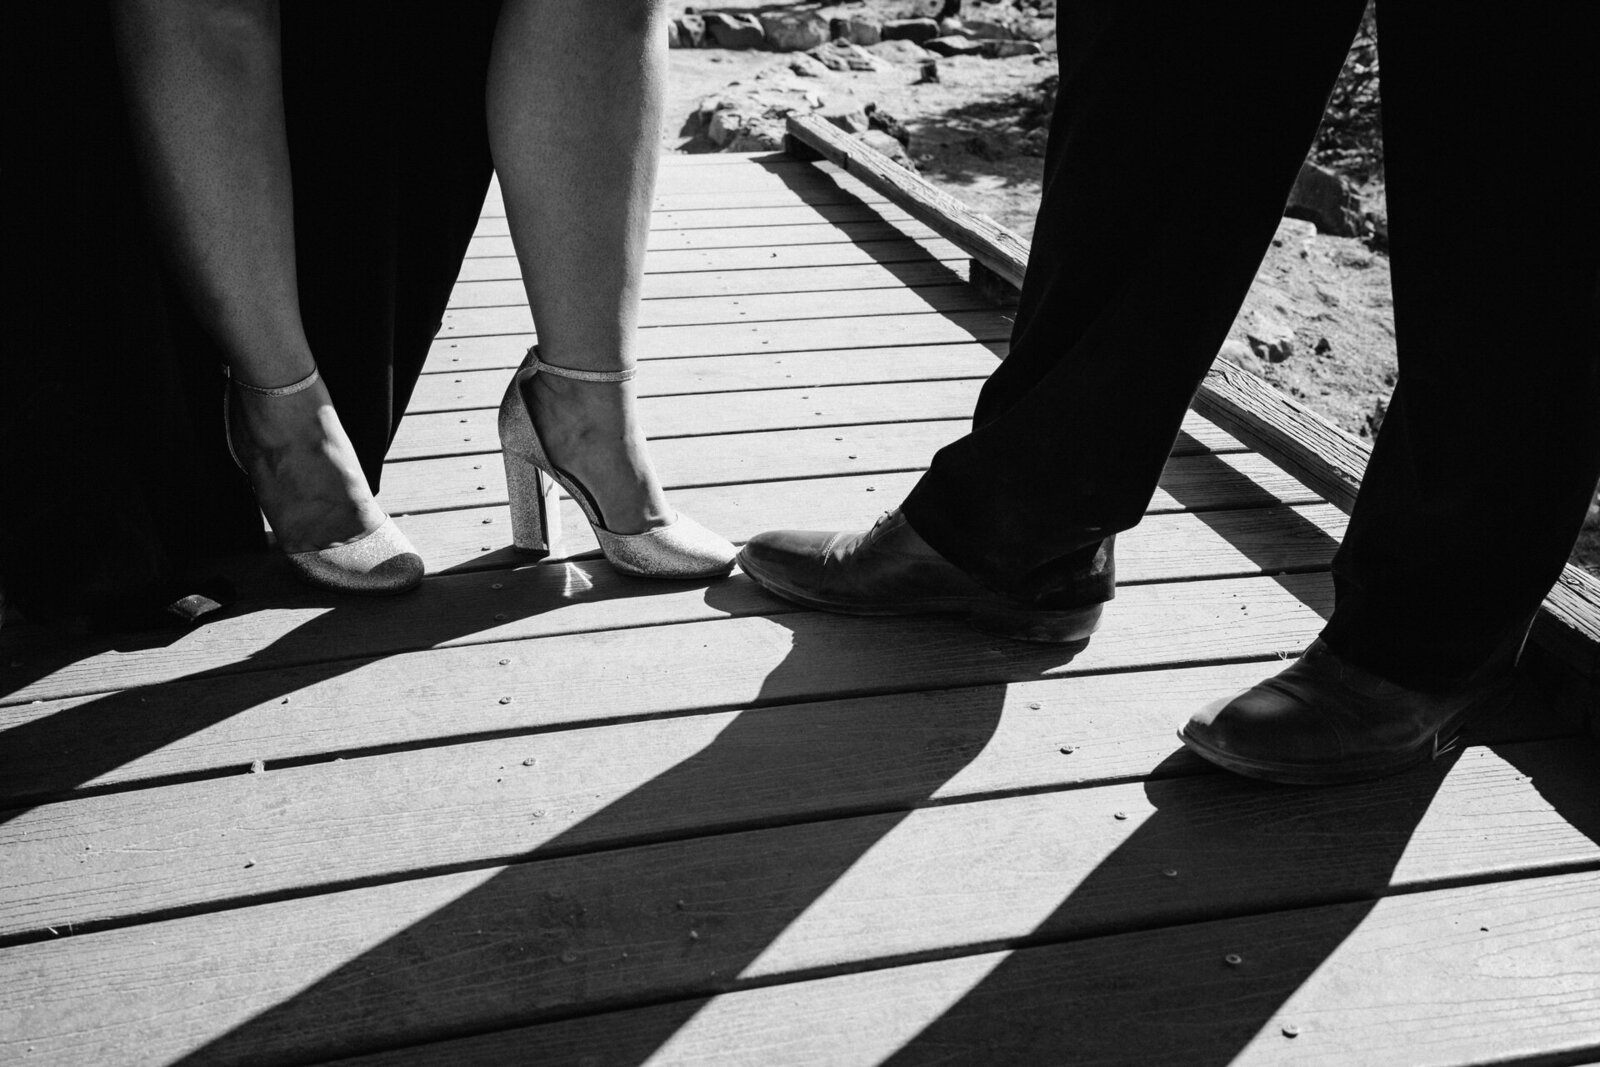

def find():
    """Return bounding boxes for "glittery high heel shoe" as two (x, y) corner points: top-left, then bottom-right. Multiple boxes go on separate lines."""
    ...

(497, 347), (736, 579)
(225, 367), (424, 595)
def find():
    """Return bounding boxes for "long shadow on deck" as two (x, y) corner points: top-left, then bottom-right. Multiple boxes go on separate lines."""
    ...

(172, 591), (1085, 1064)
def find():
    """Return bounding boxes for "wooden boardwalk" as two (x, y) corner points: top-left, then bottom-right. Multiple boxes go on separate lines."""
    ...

(4, 150), (1600, 1066)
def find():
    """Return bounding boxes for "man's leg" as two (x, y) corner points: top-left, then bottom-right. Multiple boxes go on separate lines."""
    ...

(740, 2), (1366, 638)
(1183, 1), (1600, 782)
(1323, 1), (1600, 688)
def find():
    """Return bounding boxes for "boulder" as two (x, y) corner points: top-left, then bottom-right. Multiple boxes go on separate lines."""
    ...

(1272, 217), (1318, 246)
(938, 17), (965, 36)
(1245, 310), (1296, 363)
(674, 14), (705, 48)
(861, 129), (916, 169)
(925, 35), (986, 57)
(1012, 17), (1054, 42)
(881, 18), (940, 44)
(704, 12), (764, 50)
(1286, 161), (1367, 238)
(788, 53), (829, 78)
(706, 108), (751, 148)
(865, 39), (935, 63)
(819, 102), (870, 135)
(808, 40), (888, 72)
(830, 15), (882, 46)
(759, 12), (828, 52)
(1217, 339), (1261, 372)
(979, 39), (1043, 58)
(961, 18), (1015, 39)
(866, 104), (911, 148)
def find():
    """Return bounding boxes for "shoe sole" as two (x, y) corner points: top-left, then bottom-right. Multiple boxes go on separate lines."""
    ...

(738, 551), (1102, 644)
(1176, 681), (1512, 786)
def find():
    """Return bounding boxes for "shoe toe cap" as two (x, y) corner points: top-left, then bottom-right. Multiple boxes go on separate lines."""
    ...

(737, 529), (836, 585)
(1183, 681), (1346, 765)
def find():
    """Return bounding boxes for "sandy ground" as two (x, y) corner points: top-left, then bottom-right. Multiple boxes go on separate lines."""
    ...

(659, 14), (1600, 575)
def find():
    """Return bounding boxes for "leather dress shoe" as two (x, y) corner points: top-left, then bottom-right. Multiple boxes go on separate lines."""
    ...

(1179, 639), (1514, 785)
(737, 509), (1105, 643)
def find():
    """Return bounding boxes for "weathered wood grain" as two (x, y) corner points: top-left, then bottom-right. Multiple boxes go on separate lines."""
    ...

(458, 238), (969, 283)
(787, 115), (1030, 289)
(426, 310), (1013, 371)
(317, 867), (1600, 1067)
(407, 343), (1004, 409)
(5, 745), (1598, 1065)
(475, 202), (915, 239)
(390, 389), (1244, 459)
(467, 219), (943, 260)
(436, 284), (993, 338)
(448, 259), (970, 308)
(396, 480), (1329, 578)
(374, 435), (1318, 517)
(0, 504), (1345, 715)
(0, 572), (1335, 794)
(395, 379), (989, 457)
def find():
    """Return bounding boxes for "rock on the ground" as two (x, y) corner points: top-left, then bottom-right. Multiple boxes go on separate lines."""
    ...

(980, 39), (1043, 57)
(925, 35), (986, 57)
(787, 53), (829, 77)
(960, 18), (1016, 39)
(1245, 309), (1297, 363)
(704, 12), (765, 50)
(861, 129), (916, 169)
(882, 17), (941, 44)
(1217, 339), (1261, 372)
(866, 39), (935, 63)
(759, 12), (828, 52)
(831, 15), (882, 46)
(820, 102), (870, 134)
(1272, 217), (1318, 246)
(672, 14), (705, 48)
(1286, 161), (1367, 239)
(808, 39), (888, 72)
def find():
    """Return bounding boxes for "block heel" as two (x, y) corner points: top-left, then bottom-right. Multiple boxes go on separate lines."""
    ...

(496, 347), (735, 578)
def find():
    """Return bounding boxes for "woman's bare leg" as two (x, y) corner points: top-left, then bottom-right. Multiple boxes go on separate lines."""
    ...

(112, 0), (385, 553)
(487, 0), (672, 534)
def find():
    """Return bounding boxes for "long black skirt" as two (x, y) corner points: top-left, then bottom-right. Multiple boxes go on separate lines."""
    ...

(0, 2), (499, 629)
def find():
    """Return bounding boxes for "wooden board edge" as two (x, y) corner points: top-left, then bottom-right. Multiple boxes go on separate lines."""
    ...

(784, 115), (1029, 290)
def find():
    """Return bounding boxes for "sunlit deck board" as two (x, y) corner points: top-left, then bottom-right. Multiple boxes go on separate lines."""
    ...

(2, 151), (1598, 1067)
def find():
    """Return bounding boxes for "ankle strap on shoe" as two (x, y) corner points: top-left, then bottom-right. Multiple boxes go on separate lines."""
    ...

(226, 366), (321, 397)
(529, 347), (636, 383)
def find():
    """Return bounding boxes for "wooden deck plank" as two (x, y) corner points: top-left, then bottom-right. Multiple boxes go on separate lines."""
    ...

(428, 311), (1012, 370)
(373, 437), (1318, 517)
(412, 342), (1005, 399)
(448, 259), (970, 308)
(475, 203), (914, 238)
(468, 220), (944, 261)
(438, 285), (994, 338)
(317, 868), (1600, 1067)
(9, 695), (1592, 943)
(0, 572), (1335, 796)
(393, 380), (993, 456)
(390, 391), (1244, 460)
(458, 239), (971, 282)
(402, 492), (1337, 580)
(0, 503), (1345, 721)
(5, 744), (1597, 1065)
